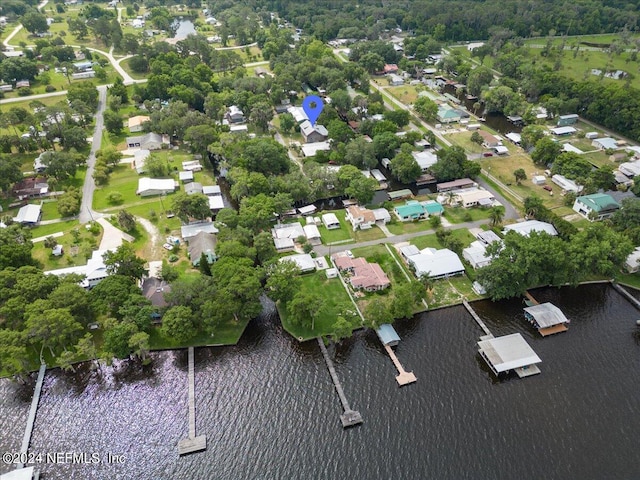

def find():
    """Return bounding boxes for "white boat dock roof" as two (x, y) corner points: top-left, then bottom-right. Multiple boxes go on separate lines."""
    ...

(370, 169), (387, 182)
(524, 302), (569, 328)
(478, 333), (542, 373)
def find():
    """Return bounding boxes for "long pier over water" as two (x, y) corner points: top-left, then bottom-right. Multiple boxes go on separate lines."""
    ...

(178, 347), (206, 455)
(16, 363), (46, 470)
(317, 338), (363, 428)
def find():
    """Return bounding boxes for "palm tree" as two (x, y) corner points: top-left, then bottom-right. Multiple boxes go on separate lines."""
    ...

(489, 206), (505, 227)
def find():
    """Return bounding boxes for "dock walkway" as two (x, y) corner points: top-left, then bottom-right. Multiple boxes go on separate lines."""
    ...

(612, 283), (640, 312)
(463, 300), (492, 337)
(16, 363), (46, 470)
(178, 347), (206, 455)
(317, 338), (362, 427)
(383, 345), (417, 386)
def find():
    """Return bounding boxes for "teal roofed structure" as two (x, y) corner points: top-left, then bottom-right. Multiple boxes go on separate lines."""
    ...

(394, 202), (427, 221)
(376, 324), (400, 346)
(423, 200), (444, 215)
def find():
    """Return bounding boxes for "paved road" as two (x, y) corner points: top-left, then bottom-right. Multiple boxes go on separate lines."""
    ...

(79, 85), (107, 224)
(313, 218), (490, 257)
(476, 176), (520, 220)
(0, 90), (68, 104)
(2, 0), (48, 48)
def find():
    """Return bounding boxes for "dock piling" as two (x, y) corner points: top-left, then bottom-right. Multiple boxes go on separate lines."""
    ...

(317, 338), (362, 428)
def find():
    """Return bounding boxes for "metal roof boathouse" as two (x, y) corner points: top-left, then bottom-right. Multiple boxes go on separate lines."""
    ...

(523, 302), (569, 336)
(478, 333), (542, 378)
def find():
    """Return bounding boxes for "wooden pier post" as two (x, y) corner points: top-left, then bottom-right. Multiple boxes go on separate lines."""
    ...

(178, 347), (206, 455)
(317, 338), (363, 428)
(16, 363), (46, 470)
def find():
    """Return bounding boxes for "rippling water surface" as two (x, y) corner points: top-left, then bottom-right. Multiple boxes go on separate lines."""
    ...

(1, 285), (639, 479)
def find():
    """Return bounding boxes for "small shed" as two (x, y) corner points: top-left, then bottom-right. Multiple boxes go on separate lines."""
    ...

(325, 267), (338, 279)
(376, 324), (401, 347)
(179, 171), (194, 183)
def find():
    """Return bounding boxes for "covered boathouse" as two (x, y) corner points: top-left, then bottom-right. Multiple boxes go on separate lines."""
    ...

(376, 324), (401, 347)
(523, 302), (569, 336)
(478, 333), (542, 378)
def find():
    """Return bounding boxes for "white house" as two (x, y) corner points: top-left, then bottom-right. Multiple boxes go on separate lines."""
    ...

(412, 150), (438, 171)
(624, 247), (640, 273)
(181, 221), (218, 240)
(271, 222), (306, 251)
(345, 205), (376, 230)
(322, 213), (340, 229)
(592, 137), (618, 150)
(572, 193), (620, 221)
(136, 178), (176, 197)
(300, 120), (328, 143)
(179, 171), (194, 183)
(208, 195), (224, 212)
(551, 174), (583, 193)
(226, 105), (245, 123)
(181, 160), (203, 172)
(454, 188), (495, 208)
(618, 160), (640, 178)
(45, 248), (113, 288)
(303, 224), (322, 245)
(301, 141), (331, 157)
(279, 253), (316, 273)
(463, 241), (492, 269)
(389, 74), (404, 86)
(408, 247), (465, 279)
(503, 220), (557, 237)
(13, 204), (42, 225)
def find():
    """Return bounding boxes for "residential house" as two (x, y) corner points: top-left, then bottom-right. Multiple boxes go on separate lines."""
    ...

(225, 105), (245, 123)
(437, 107), (461, 124)
(271, 222), (306, 251)
(372, 208), (391, 224)
(136, 178), (176, 197)
(463, 241), (492, 269)
(624, 247), (640, 273)
(287, 105), (309, 123)
(127, 115), (150, 133)
(454, 188), (495, 208)
(476, 230), (501, 246)
(322, 213), (340, 229)
(394, 201), (427, 221)
(178, 171), (194, 183)
(188, 231), (217, 266)
(550, 126), (577, 136)
(503, 220), (558, 237)
(618, 160), (640, 178)
(126, 132), (168, 150)
(423, 200), (445, 216)
(303, 224), (322, 245)
(399, 245), (420, 259)
(202, 185), (221, 196)
(141, 277), (171, 309)
(345, 205), (376, 230)
(383, 64), (398, 74)
(300, 120), (328, 143)
(412, 150), (438, 171)
(301, 142), (331, 157)
(13, 177), (48, 199)
(185, 182), (203, 195)
(557, 114), (579, 126)
(478, 130), (501, 148)
(208, 195), (224, 212)
(551, 174), (583, 193)
(33, 151), (52, 173)
(389, 74), (404, 86)
(572, 193), (620, 221)
(332, 256), (390, 291)
(279, 253), (316, 273)
(181, 221), (218, 240)
(181, 160), (202, 172)
(592, 137), (618, 150)
(407, 247), (465, 279)
(437, 178), (475, 193)
(229, 124), (248, 134)
(45, 248), (113, 288)
(13, 204), (42, 225)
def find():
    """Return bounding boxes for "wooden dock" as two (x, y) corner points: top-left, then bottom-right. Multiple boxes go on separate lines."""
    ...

(383, 345), (417, 386)
(317, 338), (362, 428)
(463, 300), (492, 337)
(539, 324), (569, 336)
(524, 291), (539, 305)
(178, 347), (206, 455)
(16, 363), (46, 470)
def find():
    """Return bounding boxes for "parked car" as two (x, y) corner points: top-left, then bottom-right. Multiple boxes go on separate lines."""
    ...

(543, 185), (553, 192)
(163, 243), (174, 251)
(483, 152), (494, 157)
(344, 250), (354, 258)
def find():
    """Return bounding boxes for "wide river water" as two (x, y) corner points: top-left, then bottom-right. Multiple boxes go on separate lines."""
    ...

(1, 284), (639, 479)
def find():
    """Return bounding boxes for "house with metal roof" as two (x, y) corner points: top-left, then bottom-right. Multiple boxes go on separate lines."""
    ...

(437, 106), (461, 123)
(279, 253), (316, 272)
(503, 220), (557, 237)
(272, 222), (306, 251)
(137, 177), (176, 197)
(422, 200), (444, 216)
(557, 114), (579, 126)
(454, 188), (495, 208)
(624, 247), (640, 273)
(476, 230), (501, 245)
(550, 126), (577, 136)
(179, 171), (194, 183)
(394, 201), (427, 221)
(300, 120), (328, 143)
(463, 241), (492, 269)
(180, 221), (218, 240)
(13, 204), (42, 225)
(202, 185), (221, 196)
(572, 193), (620, 221)
(185, 182), (203, 195)
(437, 178), (475, 192)
(322, 213), (340, 229)
(551, 174), (583, 193)
(478, 333), (542, 378)
(618, 160), (640, 177)
(407, 247), (465, 279)
(592, 137), (618, 150)
(376, 324), (400, 346)
(126, 132), (168, 150)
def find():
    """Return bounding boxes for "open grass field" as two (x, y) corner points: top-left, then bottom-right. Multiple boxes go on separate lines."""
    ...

(148, 317), (250, 348)
(410, 228), (476, 251)
(119, 57), (149, 80)
(386, 85), (420, 105)
(386, 218), (434, 235)
(278, 270), (357, 340)
(92, 163), (141, 210)
(32, 220), (103, 271)
(446, 130), (487, 154)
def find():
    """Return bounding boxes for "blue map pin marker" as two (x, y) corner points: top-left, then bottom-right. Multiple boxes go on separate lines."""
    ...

(302, 95), (324, 126)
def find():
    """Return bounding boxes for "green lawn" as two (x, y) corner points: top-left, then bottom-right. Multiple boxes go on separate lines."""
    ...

(444, 206), (492, 224)
(147, 318), (250, 348)
(447, 130), (487, 154)
(353, 225), (386, 242)
(92, 164), (141, 210)
(319, 210), (353, 244)
(119, 57), (149, 80)
(32, 221), (103, 271)
(410, 228), (476, 250)
(386, 218), (435, 235)
(278, 270), (357, 340)
(30, 219), (79, 237)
